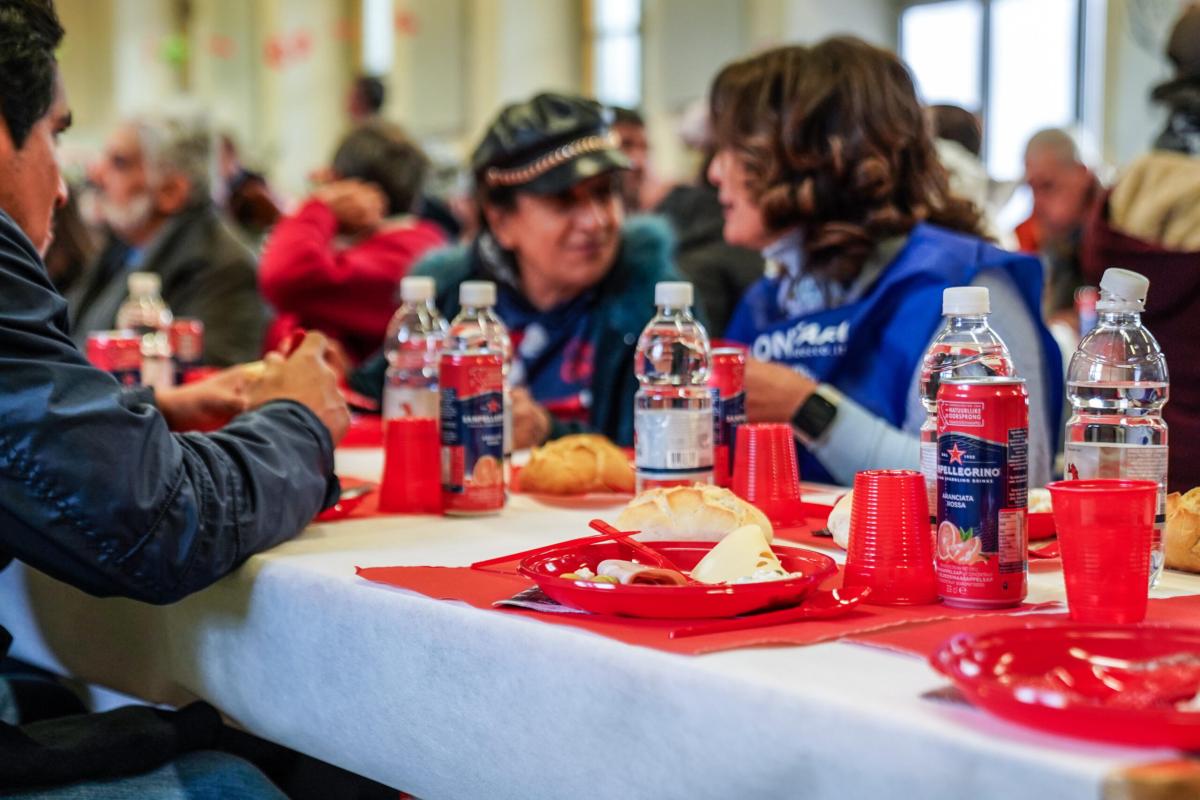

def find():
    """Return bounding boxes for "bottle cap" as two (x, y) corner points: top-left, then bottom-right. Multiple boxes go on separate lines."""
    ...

(127, 272), (161, 296)
(942, 286), (989, 315)
(459, 280), (496, 308)
(1098, 268), (1149, 312)
(400, 276), (435, 303)
(655, 281), (694, 308)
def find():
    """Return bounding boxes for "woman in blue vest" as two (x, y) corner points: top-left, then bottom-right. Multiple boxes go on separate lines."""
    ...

(708, 38), (1062, 487)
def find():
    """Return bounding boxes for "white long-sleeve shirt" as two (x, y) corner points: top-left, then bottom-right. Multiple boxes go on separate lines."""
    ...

(763, 233), (1054, 488)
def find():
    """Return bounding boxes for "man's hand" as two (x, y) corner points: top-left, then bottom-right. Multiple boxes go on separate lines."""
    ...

(313, 179), (385, 234)
(157, 366), (254, 432)
(744, 358), (818, 424)
(246, 332), (351, 444)
(512, 386), (552, 450)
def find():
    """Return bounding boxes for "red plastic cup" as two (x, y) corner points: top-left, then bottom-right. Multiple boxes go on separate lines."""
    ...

(379, 417), (442, 514)
(1046, 479), (1157, 624)
(731, 423), (804, 526)
(843, 469), (937, 605)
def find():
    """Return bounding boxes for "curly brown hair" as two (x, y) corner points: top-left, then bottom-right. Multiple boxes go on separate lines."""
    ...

(709, 37), (984, 283)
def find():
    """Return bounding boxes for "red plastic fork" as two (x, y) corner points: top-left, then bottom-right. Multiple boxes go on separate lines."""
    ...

(587, 519), (698, 583)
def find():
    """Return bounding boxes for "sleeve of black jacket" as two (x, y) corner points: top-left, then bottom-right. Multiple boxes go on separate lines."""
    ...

(0, 212), (338, 605)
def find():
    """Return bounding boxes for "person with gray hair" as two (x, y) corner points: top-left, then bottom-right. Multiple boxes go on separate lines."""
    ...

(1014, 126), (1100, 317)
(69, 110), (266, 365)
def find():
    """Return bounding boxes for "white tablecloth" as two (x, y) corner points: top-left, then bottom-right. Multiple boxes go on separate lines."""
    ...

(1, 448), (1195, 800)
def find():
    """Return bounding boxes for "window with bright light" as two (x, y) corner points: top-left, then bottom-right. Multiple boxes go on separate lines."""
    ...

(900, 0), (1081, 181)
(362, 0), (395, 76)
(901, 1), (983, 110)
(589, 0), (642, 109)
(987, 0), (1077, 178)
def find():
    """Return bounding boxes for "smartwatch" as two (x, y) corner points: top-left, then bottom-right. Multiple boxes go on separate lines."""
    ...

(790, 385), (839, 444)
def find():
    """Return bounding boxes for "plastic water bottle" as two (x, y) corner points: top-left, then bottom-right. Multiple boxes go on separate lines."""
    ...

(116, 271), (174, 390)
(919, 287), (1016, 520)
(1075, 285), (1100, 337)
(1064, 268), (1168, 587)
(447, 281), (512, 466)
(383, 276), (448, 420)
(634, 281), (713, 491)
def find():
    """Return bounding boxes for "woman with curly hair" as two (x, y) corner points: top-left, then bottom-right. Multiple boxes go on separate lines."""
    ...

(710, 38), (1062, 486)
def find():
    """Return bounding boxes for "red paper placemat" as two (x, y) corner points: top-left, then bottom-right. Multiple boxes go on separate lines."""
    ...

(847, 594), (1200, 660)
(354, 558), (1056, 656)
(313, 476), (386, 521)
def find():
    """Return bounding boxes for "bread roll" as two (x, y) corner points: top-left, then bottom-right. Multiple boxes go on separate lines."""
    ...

(518, 434), (634, 495)
(615, 484), (774, 542)
(1166, 488), (1200, 573)
(827, 492), (852, 551)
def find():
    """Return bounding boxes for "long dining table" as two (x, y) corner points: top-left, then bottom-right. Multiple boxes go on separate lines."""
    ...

(1, 447), (1198, 799)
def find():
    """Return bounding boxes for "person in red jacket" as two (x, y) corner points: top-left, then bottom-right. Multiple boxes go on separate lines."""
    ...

(259, 120), (445, 364)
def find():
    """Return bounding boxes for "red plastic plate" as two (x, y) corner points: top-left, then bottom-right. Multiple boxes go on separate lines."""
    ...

(931, 624), (1200, 748)
(519, 540), (837, 619)
(1028, 512), (1055, 541)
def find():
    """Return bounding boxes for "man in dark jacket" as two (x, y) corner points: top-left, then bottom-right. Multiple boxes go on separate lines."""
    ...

(68, 111), (266, 366)
(0, 1), (350, 793)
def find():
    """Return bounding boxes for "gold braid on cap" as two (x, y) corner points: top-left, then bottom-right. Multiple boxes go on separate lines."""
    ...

(484, 131), (621, 188)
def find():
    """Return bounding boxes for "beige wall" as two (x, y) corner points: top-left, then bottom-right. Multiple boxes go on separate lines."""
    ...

(53, 0), (902, 196)
(642, 0), (899, 182)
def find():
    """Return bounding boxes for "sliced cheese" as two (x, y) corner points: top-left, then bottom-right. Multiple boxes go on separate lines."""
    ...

(689, 524), (783, 584)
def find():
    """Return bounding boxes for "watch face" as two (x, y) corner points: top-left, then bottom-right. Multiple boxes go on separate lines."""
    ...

(793, 391), (837, 440)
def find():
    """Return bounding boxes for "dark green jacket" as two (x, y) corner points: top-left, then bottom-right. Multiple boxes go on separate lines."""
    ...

(351, 215), (684, 446)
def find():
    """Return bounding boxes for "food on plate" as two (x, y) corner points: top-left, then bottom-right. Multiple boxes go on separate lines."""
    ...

(1028, 488), (1052, 514)
(615, 484), (773, 542)
(827, 492), (852, 550)
(560, 567), (618, 584)
(1166, 488), (1200, 573)
(596, 560), (688, 586)
(553, 523), (805, 589)
(518, 434), (635, 495)
(690, 524), (788, 584)
(558, 561), (687, 586)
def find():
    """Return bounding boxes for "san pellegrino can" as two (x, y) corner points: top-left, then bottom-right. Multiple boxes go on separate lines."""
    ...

(935, 376), (1028, 608)
(708, 347), (746, 488)
(439, 350), (505, 515)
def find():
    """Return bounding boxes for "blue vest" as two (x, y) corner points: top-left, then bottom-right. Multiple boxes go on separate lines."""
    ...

(725, 224), (1063, 483)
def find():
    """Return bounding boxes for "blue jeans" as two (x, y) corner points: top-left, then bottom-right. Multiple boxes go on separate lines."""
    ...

(2, 751), (289, 799)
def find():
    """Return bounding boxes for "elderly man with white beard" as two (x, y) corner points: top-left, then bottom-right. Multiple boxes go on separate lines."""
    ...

(68, 111), (266, 365)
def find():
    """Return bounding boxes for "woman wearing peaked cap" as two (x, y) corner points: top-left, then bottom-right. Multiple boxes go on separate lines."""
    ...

(709, 38), (1062, 487)
(354, 92), (684, 448)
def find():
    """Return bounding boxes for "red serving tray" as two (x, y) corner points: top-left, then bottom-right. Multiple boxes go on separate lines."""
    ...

(931, 624), (1200, 748)
(518, 539), (837, 619)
